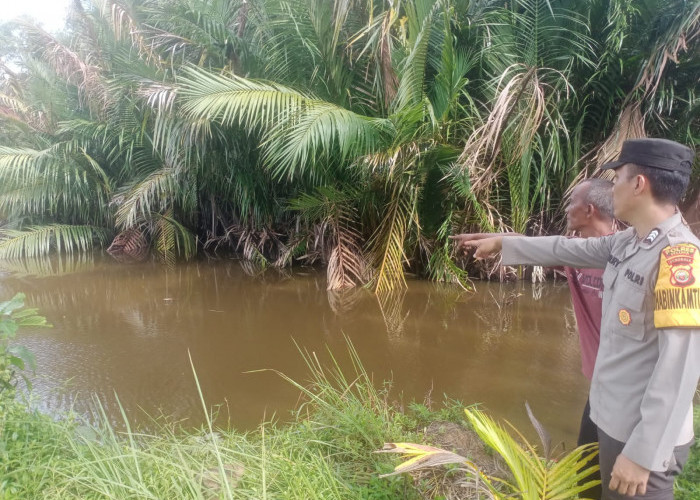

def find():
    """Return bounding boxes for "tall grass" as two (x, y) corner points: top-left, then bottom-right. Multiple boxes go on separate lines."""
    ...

(0, 342), (426, 499)
(1, 348), (698, 499)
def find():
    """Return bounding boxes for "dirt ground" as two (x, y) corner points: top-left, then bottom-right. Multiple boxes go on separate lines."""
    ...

(414, 421), (510, 499)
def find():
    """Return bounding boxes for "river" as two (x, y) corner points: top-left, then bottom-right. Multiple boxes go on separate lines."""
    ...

(3, 257), (589, 447)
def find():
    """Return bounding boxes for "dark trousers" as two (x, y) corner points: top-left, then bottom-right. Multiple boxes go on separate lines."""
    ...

(598, 428), (692, 500)
(578, 398), (602, 499)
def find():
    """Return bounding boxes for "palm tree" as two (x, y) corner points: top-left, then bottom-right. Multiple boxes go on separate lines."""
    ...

(0, 0), (696, 284)
(174, 0), (475, 291)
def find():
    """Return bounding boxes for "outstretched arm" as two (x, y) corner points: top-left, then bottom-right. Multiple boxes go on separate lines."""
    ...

(451, 232), (614, 268)
(449, 234), (505, 259)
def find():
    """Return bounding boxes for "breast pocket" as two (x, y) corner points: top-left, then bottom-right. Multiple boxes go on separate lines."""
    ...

(611, 284), (647, 341)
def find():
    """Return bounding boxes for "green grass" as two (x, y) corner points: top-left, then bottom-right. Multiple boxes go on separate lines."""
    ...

(1, 350), (698, 499)
(0, 343), (451, 500)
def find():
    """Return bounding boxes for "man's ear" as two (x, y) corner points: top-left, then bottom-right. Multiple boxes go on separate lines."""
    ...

(633, 174), (648, 195)
(586, 204), (595, 217)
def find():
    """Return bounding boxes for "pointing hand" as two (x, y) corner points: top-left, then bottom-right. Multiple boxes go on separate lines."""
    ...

(449, 234), (504, 259)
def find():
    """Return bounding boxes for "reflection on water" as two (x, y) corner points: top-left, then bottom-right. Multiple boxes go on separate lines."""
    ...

(0, 257), (588, 446)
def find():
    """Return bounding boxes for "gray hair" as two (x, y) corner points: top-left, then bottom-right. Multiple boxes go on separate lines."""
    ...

(581, 178), (614, 220)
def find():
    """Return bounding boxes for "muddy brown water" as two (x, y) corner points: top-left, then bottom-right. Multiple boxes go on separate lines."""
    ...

(2, 257), (589, 447)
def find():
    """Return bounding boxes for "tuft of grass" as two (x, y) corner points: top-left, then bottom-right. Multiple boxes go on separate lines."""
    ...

(0, 340), (430, 499)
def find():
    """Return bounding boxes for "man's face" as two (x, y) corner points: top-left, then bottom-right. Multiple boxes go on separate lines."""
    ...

(566, 183), (590, 233)
(612, 164), (636, 221)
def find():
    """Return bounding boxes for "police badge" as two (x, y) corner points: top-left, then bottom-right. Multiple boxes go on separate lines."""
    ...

(654, 243), (700, 328)
(662, 244), (696, 287)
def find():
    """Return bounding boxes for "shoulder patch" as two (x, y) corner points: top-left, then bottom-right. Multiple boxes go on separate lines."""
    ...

(654, 243), (700, 328)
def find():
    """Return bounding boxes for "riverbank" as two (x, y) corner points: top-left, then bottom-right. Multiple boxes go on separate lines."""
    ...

(2, 357), (698, 499)
(0, 347), (474, 499)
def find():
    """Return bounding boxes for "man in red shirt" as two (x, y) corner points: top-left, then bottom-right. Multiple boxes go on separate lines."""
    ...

(563, 179), (616, 451)
(452, 178), (615, 494)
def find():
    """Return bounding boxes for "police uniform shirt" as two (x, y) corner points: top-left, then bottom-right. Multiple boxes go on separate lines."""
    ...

(501, 212), (700, 472)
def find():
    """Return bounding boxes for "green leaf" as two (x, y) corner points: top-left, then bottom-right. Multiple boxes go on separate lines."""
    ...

(8, 355), (25, 371)
(8, 346), (36, 372)
(0, 293), (26, 315)
(0, 320), (19, 338)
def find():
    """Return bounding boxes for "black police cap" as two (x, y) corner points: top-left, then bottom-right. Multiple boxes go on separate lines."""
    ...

(600, 138), (694, 174)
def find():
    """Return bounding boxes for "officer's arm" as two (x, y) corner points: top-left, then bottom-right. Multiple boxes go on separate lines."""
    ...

(501, 234), (613, 269)
(621, 328), (699, 470)
(622, 242), (700, 471)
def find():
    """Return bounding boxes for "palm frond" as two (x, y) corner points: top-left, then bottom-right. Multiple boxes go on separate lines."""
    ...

(466, 408), (543, 498)
(264, 102), (394, 180)
(115, 168), (179, 229)
(178, 68), (394, 180)
(369, 182), (418, 294)
(458, 65), (546, 197)
(427, 234), (471, 290)
(393, 0), (445, 112)
(378, 406), (600, 500)
(466, 407), (600, 500)
(153, 212), (196, 266)
(634, 1), (700, 97)
(107, 0), (162, 68)
(289, 186), (368, 289)
(17, 21), (109, 111)
(326, 209), (368, 290)
(0, 145), (112, 224)
(107, 228), (149, 263)
(0, 225), (109, 259)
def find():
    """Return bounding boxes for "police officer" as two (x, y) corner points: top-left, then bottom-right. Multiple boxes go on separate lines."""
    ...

(453, 138), (699, 499)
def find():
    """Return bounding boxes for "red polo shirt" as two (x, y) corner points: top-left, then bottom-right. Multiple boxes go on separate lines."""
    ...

(565, 266), (604, 380)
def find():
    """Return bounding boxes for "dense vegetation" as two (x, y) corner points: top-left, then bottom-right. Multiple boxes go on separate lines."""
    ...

(0, 0), (698, 291)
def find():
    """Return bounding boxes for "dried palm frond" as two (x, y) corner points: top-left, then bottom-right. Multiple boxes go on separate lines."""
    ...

(0, 92), (50, 133)
(107, 0), (162, 68)
(458, 65), (545, 197)
(19, 22), (109, 113)
(107, 228), (149, 263)
(592, 103), (646, 171)
(376, 442), (472, 477)
(327, 230), (368, 290)
(326, 206), (369, 290)
(379, 12), (399, 107)
(562, 102), (647, 204)
(289, 186), (369, 289)
(634, 2), (700, 98)
(223, 225), (289, 269)
(272, 234), (306, 268)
